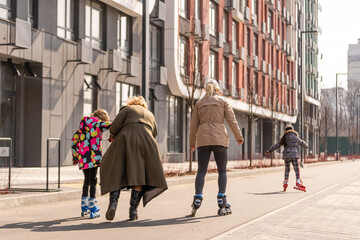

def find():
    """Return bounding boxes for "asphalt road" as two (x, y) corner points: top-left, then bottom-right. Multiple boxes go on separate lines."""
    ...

(0, 161), (359, 240)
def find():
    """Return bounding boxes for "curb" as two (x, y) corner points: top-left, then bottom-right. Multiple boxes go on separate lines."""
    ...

(0, 160), (354, 210)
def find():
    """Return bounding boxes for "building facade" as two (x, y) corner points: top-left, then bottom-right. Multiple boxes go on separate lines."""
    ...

(295, 0), (321, 157)
(0, 0), (319, 167)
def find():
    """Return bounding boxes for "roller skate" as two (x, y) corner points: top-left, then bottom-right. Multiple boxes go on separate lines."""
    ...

(283, 179), (288, 192)
(89, 197), (100, 218)
(217, 193), (232, 216)
(81, 196), (90, 217)
(190, 194), (203, 217)
(293, 179), (306, 192)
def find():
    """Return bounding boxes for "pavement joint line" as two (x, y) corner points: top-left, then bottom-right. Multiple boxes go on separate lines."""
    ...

(210, 173), (360, 240)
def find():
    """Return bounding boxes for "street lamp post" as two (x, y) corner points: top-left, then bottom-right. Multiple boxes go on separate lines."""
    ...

(335, 73), (347, 161)
(300, 30), (317, 167)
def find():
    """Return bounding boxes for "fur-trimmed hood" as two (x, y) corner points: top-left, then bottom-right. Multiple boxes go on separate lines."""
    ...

(281, 129), (298, 139)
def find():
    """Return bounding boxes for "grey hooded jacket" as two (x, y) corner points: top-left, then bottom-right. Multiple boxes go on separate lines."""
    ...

(267, 130), (308, 159)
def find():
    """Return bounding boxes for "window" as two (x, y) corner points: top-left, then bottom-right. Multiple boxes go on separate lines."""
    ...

(252, 0), (257, 15)
(115, 82), (139, 113)
(232, 62), (238, 91)
(195, 0), (200, 20)
(118, 12), (131, 58)
(168, 95), (183, 153)
(223, 11), (228, 42)
(194, 44), (201, 84)
(85, 0), (103, 49)
(262, 39), (266, 60)
(239, 0), (243, 11)
(83, 75), (98, 117)
(232, 21), (237, 45)
(253, 33), (258, 56)
(179, 36), (188, 77)
(209, 50), (217, 80)
(223, 57), (228, 90)
(150, 24), (161, 83)
(28, 0), (34, 27)
(262, 75), (266, 97)
(255, 120), (261, 153)
(179, 0), (188, 18)
(57, 0), (75, 41)
(247, 27), (251, 55)
(267, 10), (273, 33)
(254, 71), (258, 94)
(209, 1), (217, 36)
(0, 0), (11, 20)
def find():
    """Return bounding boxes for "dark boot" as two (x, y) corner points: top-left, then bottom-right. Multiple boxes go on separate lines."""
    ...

(129, 189), (143, 221)
(106, 190), (120, 220)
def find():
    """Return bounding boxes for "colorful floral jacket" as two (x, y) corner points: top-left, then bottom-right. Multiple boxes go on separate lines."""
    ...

(72, 116), (111, 170)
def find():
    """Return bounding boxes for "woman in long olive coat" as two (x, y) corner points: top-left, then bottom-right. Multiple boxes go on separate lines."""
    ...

(100, 96), (168, 221)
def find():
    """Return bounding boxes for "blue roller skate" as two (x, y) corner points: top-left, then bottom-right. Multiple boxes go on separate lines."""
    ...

(81, 196), (90, 217)
(217, 193), (232, 216)
(190, 194), (203, 217)
(89, 197), (100, 218)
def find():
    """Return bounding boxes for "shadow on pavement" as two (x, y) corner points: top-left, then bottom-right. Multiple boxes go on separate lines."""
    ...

(250, 191), (286, 195)
(0, 215), (219, 232)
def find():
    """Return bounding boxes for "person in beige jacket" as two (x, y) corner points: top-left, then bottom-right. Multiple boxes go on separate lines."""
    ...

(189, 80), (244, 217)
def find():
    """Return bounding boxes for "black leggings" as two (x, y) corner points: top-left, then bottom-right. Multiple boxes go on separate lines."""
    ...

(284, 158), (300, 180)
(82, 167), (98, 199)
(195, 145), (228, 195)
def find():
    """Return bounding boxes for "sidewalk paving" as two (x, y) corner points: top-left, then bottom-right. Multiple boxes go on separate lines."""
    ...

(0, 159), (347, 210)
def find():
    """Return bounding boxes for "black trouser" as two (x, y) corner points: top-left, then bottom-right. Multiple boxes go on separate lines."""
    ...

(82, 167), (98, 198)
(195, 145), (228, 195)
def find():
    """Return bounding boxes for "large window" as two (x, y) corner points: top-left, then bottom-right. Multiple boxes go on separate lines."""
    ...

(83, 74), (98, 117)
(209, 1), (217, 36)
(223, 11), (228, 43)
(255, 120), (261, 153)
(57, 0), (74, 40)
(252, 0), (258, 15)
(195, 0), (201, 20)
(150, 24), (161, 83)
(254, 71), (258, 94)
(232, 62), (238, 92)
(253, 33), (258, 56)
(179, 35), (188, 77)
(223, 57), (228, 90)
(85, 0), (103, 49)
(209, 50), (217, 81)
(179, 0), (187, 18)
(28, 0), (34, 27)
(0, 0), (11, 20)
(115, 82), (139, 113)
(232, 21), (237, 45)
(118, 12), (131, 59)
(267, 10), (273, 33)
(168, 95), (183, 153)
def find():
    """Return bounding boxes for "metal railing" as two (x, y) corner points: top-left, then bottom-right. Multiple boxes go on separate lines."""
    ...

(0, 137), (13, 190)
(4, 137), (62, 192)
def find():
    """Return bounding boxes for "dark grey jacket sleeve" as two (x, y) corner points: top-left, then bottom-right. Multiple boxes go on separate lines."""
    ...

(298, 138), (309, 148)
(268, 141), (282, 152)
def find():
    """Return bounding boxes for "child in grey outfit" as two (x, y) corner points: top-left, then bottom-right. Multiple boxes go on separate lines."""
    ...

(265, 125), (309, 192)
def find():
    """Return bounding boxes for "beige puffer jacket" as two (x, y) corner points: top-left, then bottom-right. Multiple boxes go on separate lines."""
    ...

(189, 95), (243, 148)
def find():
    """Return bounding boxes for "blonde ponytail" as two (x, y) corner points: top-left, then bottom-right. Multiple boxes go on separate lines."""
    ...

(205, 80), (220, 97)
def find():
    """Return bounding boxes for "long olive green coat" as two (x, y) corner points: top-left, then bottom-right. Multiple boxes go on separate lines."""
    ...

(100, 105), (168, 206)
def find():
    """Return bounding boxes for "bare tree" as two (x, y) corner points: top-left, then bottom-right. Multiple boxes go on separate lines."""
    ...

(183, 34), (204, 172)
(246, 77), (258, 168)
(319, 99), (333, 155)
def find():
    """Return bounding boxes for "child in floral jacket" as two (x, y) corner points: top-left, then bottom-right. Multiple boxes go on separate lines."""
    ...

(72, 109), (111, 218)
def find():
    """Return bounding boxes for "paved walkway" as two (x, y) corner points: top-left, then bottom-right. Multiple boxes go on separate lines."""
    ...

(212, 173), (360, 240)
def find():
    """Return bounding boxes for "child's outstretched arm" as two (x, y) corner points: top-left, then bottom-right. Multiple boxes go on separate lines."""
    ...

(71, 130), (81, 165)
(97, 121), (111, 132)
(298, 138), (309, 148)
(266, 141), (282, 154)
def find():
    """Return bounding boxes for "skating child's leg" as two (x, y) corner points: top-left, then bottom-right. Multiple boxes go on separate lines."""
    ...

(89, 167), (98, 198)
(291, 159), (306, 191)
(283, 160), (291, 191)
(81, 169), (90, 216)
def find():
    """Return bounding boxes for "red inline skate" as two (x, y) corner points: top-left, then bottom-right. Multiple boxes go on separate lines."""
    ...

(294, 179), (306, 192)
(283, 180), (288, 192)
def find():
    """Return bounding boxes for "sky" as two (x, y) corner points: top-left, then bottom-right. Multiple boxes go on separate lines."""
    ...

(318, 0), (360, 90)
